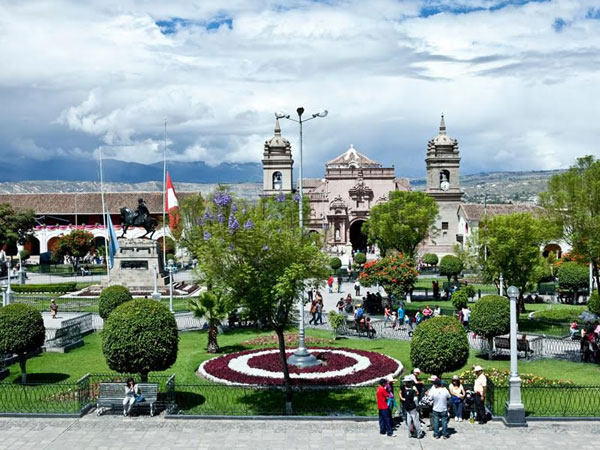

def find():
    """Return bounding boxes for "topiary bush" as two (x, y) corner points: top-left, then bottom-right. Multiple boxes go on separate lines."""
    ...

(410, 316), (469, 377)
(451, 288), (469, 310)
(558, 262), (589, 303)
(422, 253), (439, 267)
(0, 304), (45, 383)
(354, 252), (367, 265)
(587, 290), (600, 316)
(327, 310), (347, 340)
(464, 284), (476, 299)
(98, 285), (133, 320)
(470, 295), (510, 360)
(329, 257), (342, 272)
(102, 298), (178, 381)
(439, 255), (463, 282)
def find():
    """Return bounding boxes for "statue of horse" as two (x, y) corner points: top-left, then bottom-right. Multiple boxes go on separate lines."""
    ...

(120, 207), (158, 239)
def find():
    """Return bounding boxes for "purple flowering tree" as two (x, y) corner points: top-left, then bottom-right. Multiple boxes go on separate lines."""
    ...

(182, 189), (328, 409)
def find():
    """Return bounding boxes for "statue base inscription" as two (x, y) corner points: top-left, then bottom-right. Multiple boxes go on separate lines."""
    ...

(107, 238), (164, 288)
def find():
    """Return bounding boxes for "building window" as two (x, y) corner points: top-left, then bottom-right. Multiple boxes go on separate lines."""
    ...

(273, 171), (282, 190)
(442, 222), (449, 230)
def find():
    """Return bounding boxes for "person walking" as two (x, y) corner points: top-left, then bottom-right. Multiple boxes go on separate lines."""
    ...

(376, 378), (396, 437)
(337, 274), (343, 293)
(396, 304), (405, 329)
(50, 299), (58, 319)
(400, 376), (424, 439)
(449, 375), (466, 421)
(473, 366), (488, 424)
(316, 299), (324, 325)
(308, 300), (317, 325)
(383, 304), (393, 327)
(462, 306), (471, 330)
(354, 280), (361, 296)
(327, 275), (334, 293)
(430, 378), (451, 439)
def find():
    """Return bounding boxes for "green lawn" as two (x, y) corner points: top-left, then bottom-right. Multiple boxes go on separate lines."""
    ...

(2, 328), (599, 416)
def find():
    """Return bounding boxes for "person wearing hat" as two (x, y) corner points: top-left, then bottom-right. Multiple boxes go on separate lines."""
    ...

(449, 375), (466, 421)
(429, 377), (451, 440)
(473, 366), (487, 424)
(409, 368), (425, 400)
(376, 378), (396, 437)
(400, 376), (423, 439)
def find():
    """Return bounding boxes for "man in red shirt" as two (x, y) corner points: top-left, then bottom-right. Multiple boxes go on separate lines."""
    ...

(376, 379), (396, 437)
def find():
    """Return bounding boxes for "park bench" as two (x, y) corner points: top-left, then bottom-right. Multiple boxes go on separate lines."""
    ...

(96, 382), (159, 417)
(494, 336), (534, 358)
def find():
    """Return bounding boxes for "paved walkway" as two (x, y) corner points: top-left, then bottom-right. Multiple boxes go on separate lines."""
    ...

(0, 417), (594, 450)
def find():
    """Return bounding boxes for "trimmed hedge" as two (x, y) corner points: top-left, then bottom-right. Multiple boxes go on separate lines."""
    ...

(12, 282), (77, 293)
(98, 285), (133, 320)
(354, 252), (367, 265)
(329, 257), (342, 271)
(533, 307), (586, 323)
(439, 255), (463, 281)
(558, 262), (589, 298)
(451, 289), (469, 310)
(470, 295), (510, 359)
(410, 316), (469, 377)
(0, 303), (45, 384)
(101, 298), (179, 381)
(422, 253), (439, 266)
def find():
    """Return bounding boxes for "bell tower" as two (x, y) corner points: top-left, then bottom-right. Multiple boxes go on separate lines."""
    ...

(262, 119), (294, 195)
(425, 114), (463, 253)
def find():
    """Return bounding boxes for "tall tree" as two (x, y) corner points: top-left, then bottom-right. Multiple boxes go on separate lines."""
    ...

(362, 191), (438, 257)
(539, 156), (600, 289)
(183, 190), (328, 411)
(479, 213), (553, 298)
(0, 203), (35, 253)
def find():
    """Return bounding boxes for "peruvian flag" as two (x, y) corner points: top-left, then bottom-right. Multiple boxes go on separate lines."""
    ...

(166, 171), (180, 229)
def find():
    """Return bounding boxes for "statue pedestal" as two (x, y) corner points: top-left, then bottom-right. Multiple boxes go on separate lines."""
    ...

(107, 239), (164, 288)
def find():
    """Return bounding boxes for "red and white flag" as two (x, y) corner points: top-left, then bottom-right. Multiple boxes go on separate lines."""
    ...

(166, 172), (180, 230)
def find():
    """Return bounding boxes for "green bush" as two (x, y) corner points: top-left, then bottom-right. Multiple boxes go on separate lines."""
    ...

(410, 316), (469, 377)
(439, 255), (463, 281)
(19, 250), (30, 261)
(533, 307), (585, 323)
(98, 285), (133, 320)
(329, 257), (342, 272)
(327, 310), (347, 340)
(354, 252), (367, 265)
(0, 304), (45, 383)
(464, 285), (476, 299)
(558, 262), (589, 300)
(422, 253), (439, 267)
(470, 295), (510, 359)
(101, 298), (178, 381)
(12, 282), (77, 293)
(451, 289), (469, 310)
(588, 290), (600, 315)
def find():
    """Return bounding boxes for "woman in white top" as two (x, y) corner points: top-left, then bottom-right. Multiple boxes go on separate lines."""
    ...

(123, 378), (139, 416)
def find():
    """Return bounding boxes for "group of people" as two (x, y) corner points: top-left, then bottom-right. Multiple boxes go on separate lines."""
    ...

(376, 366), (489, 440)
(381, 303), (442, 330)
(572, 320), (600, 363)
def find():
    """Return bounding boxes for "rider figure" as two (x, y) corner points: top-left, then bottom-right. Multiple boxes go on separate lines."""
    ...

(133, 198), (150, 225)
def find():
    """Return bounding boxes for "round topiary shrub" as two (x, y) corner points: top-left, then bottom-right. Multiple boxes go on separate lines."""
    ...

(439, 255), (463, 281)
(422, 253), (439, 267)
(470, 295), (510, 360)
(410, 316), (469, 377)
(329, 257), (342, 272)
(99, 285), (133, 320)
(451, 288), (469, 310)
(464, 284), (476, 299)
(102, 298), (178, 381)
(354, 252), (367, 265)
(0, 304), (45, 383)
(588, 290), (600, 316)
(558, 262), (589, 303)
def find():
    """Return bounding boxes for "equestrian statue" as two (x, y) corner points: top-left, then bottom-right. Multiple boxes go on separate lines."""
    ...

(120, 198), (158, 239)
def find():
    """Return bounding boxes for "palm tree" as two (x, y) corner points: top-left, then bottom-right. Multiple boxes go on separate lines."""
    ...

(189, 291), (228, 353)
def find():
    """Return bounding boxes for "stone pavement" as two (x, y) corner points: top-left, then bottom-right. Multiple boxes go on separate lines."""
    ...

(0, 416), (594, 450)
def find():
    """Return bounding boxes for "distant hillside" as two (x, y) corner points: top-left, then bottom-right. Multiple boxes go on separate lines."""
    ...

(411, 169), (564, 204)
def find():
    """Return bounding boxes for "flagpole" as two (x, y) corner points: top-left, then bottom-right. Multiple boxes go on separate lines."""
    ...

(162, 119), (167, 268)
(99, 146), (110, 284)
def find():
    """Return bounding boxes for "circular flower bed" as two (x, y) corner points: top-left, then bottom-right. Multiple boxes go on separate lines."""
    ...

(198, 347), (403, 387)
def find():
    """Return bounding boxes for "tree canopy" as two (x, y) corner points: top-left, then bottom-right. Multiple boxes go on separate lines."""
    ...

(362, 191), (438, 257)
(479, 212), (553, 296)
(540, 156), (600, 289)
(470, 295), (510, 360)
(51, 230), (95, 268)
(0, 203), (35, 252)
(358, 254), (418, 299)
(439, 254), (463, 282)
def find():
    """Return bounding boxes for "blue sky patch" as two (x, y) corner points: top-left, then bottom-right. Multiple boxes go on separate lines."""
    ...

(586, 8), (600, 19)
(419, 0), (550, 17)
(553, 17), (567, 32)
(156, 16), (232, 35)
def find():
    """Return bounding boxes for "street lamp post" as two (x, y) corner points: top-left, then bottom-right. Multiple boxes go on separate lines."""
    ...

(499, 273), (504, 296)
(6, 260), (12, 304)
(1, 281), (7, 307)
(505, 285), (527, 427)
(151, 264), (161, 301)
(276, 107), (328, 369)
(167, 259), (175, 313)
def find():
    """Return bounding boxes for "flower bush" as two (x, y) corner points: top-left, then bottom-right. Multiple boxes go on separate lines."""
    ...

(358, 254), (418, 298)
(199, 347), (402, 387)
(458, 368), (573, 387)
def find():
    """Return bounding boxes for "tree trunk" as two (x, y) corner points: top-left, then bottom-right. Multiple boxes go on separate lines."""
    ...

(207, 323), (220, 353)
(274, 327), (293, 414)
(140, 372), (148, 383)
(19, 354), (27, 384)
(487, 337), (494, 360)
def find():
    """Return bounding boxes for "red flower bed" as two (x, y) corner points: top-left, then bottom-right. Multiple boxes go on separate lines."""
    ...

(199, 347), (402, 387)
(246, 351), (357, 374)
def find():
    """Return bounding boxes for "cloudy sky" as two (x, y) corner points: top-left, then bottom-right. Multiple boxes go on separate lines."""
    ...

(1, 0), (599, 179)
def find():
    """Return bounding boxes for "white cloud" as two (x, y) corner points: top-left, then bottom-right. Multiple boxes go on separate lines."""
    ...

(0, 0), (599, 178)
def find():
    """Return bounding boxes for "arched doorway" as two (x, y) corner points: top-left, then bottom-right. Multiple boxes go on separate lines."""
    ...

(349, 220), (368, 253)
(543, 243), (562, 259)
(23, 236), (40, 256)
